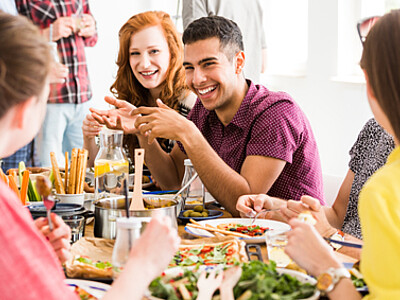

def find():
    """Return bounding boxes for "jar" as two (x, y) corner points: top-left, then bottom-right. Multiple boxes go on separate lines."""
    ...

(112, 217), (151, 278)
(94, 128), (129, 200)
(181, 159), (205, 204)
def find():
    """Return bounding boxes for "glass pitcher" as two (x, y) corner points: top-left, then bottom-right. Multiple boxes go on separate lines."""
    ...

(94, 128), (129, 200)
(181, 159), (205, 206)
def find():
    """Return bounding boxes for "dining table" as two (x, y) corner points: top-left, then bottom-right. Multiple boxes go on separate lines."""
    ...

(83, 203), (357, 265)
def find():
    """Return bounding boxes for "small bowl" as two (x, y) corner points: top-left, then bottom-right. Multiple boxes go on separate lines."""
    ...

(178, 209), (223, 222)
(56, 193), (85, 205)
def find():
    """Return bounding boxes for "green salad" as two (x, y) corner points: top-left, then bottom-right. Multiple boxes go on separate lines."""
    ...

(149, 261), (316, 300)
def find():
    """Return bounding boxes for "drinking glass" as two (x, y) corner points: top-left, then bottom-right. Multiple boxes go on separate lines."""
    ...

(266, 230), (292, 267)
(63, 215), (85, 243)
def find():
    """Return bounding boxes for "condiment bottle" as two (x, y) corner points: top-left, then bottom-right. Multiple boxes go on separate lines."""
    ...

(112, 217), (151, 279)
(94, 128), (129, 200)
(181, 159), (205, 205)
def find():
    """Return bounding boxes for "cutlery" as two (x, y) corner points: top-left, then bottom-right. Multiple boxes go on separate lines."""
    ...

(324, 237), (363, 249)
(36, 176), (56, 231)
(129, 149), (145, 210)
(250, 208), (280, 225)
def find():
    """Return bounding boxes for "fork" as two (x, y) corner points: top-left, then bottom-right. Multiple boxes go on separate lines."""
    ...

(250, 208), (280, 225)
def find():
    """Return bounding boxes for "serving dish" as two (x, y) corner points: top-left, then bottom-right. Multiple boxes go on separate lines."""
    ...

(184, 218), (290, 243)
(178, 209), (223, 222)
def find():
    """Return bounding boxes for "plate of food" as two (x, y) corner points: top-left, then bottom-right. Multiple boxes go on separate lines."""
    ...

(178, 206), (223, 222)
(168, 236), (248, 268)
(147, 260), (319, 300)
(185, 218), (290, 243)
(65, 278), (110, 299)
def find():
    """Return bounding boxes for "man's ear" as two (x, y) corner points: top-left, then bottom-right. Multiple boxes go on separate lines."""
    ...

(235, 51), (245, 74)
(11, 96), (37, 130)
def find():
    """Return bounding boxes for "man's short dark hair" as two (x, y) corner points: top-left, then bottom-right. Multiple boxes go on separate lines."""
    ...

(182, 15), (244, 60)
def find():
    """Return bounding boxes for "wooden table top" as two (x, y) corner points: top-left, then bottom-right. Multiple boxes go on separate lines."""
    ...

(84, 204), (356, 265)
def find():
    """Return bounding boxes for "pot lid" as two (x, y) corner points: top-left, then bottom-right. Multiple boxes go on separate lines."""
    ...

(28, 202), (82, 213)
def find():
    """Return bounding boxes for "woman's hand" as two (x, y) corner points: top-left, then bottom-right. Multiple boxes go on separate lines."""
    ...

(285, 218), (341, 277)
(82, 113), (102, 139)
(90, 96), (139, 134)
(35, 214), (72, 264)
(128, 215), (180, 279)
(281, 195), (336, 238)
(197, 270), (223, 300)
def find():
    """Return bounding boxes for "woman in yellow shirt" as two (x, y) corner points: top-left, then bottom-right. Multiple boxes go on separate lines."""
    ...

(285, 10), (400, 299)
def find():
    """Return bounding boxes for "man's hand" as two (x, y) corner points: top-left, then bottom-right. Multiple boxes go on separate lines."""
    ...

(51, 17), (75, 41)
(35, 214), (72, 264)
(132, 99), (194, 144)
(90, 96), (139, 134)
(236, 194), (279, 218)
(49, 62), (68, 84)
(77, 14), (96, 37)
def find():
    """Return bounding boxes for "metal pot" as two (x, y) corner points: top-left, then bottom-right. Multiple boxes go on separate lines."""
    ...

(94, 196), (181, 239)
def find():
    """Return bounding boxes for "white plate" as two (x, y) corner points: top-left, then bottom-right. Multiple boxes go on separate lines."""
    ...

(277, 269), (320, 300)
(184, 192), (216, 208)
(184, 218), (290, 243)
(65, 279), (110, 299)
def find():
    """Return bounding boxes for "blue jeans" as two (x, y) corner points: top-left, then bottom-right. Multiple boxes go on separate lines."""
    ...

(39, 101), (91, 167)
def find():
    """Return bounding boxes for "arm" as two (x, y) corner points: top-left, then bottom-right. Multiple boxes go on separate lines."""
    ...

(285, 219), (361, 300)
(102, 216), (180, 300)
(134, 100), (286, 216)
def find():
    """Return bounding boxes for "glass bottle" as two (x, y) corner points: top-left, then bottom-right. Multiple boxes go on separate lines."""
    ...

(94, 128), (129, 200)
(181, 159), (205, 205)
(111, 217), (142, 279)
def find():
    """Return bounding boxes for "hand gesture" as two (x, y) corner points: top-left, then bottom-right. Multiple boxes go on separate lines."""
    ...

(35, 214), (72, 263)
(129, 216), (180, 278)
(51, 17), (75, 41)
(236, 194), (276, 218)
(285, 218), (341, 277)
(82, 113), (102, 138)
(133, 99), (194, 144)
(219, 267), (242, 300)
(90, 96), (139, 134)
(281, 195), (336, 238)
(197, 270), (223, 300)
(78, 14), (96, 37)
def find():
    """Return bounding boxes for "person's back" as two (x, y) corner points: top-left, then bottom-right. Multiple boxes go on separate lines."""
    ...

(182, 0), (266, 83)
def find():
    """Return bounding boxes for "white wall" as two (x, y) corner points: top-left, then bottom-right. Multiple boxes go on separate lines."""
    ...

(85, 0), (372, 180)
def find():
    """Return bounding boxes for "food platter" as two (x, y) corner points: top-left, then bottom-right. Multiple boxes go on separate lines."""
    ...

(184, 218), (290, 243)
(65, 278), (110, 299)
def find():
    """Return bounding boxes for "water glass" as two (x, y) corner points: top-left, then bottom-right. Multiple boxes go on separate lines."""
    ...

(63, 215), (85, 243)
(266, 230), (292, 267)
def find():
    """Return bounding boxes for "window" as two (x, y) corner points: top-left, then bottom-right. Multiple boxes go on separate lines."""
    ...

(337, 0), (400, 81)
(260, 0), (308, 76)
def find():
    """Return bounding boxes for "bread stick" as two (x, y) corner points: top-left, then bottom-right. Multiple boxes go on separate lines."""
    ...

(68, 148), (78, 194)
(78, 149), (88, 194)
(186, 223), (249, 238)
(75, 149), (83, 194)
(50, 152), (65, 194)
(64, 151), (69, 193)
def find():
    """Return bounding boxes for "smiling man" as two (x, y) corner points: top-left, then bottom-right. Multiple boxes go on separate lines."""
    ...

(105, 16), (324, 216)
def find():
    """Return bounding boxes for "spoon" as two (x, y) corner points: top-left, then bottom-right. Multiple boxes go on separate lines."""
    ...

(129, 149), (145, 210)
(36, 176), (56, 231)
